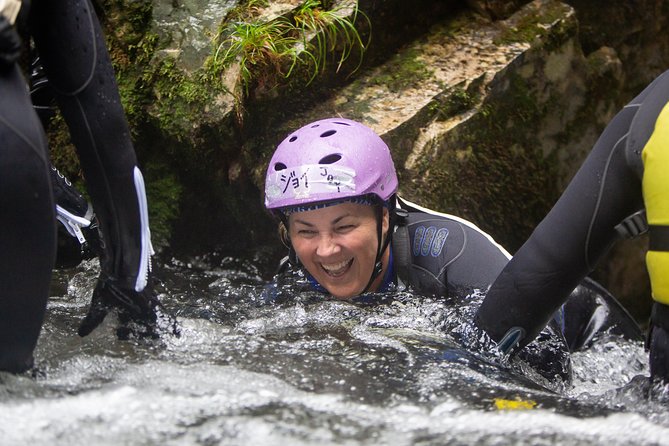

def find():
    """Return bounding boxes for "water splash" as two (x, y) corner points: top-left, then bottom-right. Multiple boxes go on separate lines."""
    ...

(3, 255), (669, 444)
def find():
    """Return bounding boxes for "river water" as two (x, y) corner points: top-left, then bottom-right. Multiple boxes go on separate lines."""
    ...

(1, 253), (669, 445)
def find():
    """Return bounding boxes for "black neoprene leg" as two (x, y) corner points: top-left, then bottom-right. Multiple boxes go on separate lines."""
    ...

(0, 65), (56, 372)
(29, 0), (148, 291)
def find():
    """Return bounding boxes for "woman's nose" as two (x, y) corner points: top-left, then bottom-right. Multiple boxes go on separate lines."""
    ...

(315, 234), (340, 257)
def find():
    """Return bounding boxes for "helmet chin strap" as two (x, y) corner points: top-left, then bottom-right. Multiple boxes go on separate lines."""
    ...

(279, 196), (394, 296)
(360, 202), (392, 294)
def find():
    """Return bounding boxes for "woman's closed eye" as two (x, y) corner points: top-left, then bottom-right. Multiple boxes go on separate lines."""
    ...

(335, 224), (356, 233)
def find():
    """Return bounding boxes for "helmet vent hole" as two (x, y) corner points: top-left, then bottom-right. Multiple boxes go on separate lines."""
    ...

(289, 136), (298, 142)
(320, 130), (337, 138)
(274, 162), (287, 171)
(319, 154), (341, 164)
(333, 121), (351, 126)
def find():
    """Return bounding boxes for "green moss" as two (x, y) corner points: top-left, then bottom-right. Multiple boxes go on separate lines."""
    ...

(410, 72), (560, 251)
(144, 161), (182, 250)
(147, 58), (222, 142)
(494, 1), (571, 47)
(369, 48), (432, 91)
(99, 0), (154, 70)
(428, 84), (478, 120)
(100, 1), (224, 142)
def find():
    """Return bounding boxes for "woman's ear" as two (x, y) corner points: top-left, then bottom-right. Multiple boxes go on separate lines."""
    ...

(278, 221), (301, 266)
(278, 221), (291, 248)
(382, 207), (390, 235)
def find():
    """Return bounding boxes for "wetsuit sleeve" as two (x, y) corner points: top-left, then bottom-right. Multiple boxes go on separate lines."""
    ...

(29, 0), (152, 291)
(474, 79), (652, 351)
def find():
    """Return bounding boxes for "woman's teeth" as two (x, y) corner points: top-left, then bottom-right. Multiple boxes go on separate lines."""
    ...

(321, 259), (352, 276)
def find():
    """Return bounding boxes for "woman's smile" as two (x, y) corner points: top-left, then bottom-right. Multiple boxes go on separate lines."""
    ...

(320, 258), (354, 277)
(288, 201), (389, 299)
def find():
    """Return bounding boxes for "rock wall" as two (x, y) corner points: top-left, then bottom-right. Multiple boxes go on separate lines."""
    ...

(49, 0), (669, 319)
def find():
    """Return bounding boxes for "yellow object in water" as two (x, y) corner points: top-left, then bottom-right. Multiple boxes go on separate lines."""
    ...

(643, 101), (669, 305)
(493, 397), (537, 410)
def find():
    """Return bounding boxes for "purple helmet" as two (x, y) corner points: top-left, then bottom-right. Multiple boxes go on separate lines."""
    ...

(264, 118), (398, 211)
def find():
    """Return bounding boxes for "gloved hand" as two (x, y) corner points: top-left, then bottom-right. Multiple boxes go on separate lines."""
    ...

(0, 15), (21, 71)
(78, 277), (180, 339)
(649, 302), (669, 384)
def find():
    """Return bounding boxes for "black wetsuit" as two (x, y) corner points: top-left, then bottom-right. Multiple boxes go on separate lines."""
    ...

(396, 196), (640, 344)
(273, 194), (641, 384)
(392, 197), (511, 296)
(394, 198), (643, 383)
(274, 196), (512, 298)
(0, 0), (152, 372)
(475, 70), (669, 354)
(30, 54), (101, 268)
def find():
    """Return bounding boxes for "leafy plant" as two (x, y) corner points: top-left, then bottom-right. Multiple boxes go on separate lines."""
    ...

(293, 0), (370, 77)
(212, 0), (369, 97)
(214, 18), (299, 95)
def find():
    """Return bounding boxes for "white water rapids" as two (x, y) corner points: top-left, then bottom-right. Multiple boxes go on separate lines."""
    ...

(1, 256), (669, 445)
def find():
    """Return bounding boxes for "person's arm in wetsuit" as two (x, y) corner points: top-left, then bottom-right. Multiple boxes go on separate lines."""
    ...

(475, 70), (669, 382)
(29, 0), (176, 337)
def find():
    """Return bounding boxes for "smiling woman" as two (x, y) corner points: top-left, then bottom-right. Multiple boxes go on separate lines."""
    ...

(262, 117), (644, 387)
(264, 118), (400, 298)
(288, 201), (389, 298)
(264, 117), (515, 301)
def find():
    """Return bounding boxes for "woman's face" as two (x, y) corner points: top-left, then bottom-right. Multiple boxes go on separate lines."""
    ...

(288, 202), (390, 299)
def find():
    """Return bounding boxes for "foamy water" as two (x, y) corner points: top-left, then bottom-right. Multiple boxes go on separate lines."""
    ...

(1, 257), (668, 445)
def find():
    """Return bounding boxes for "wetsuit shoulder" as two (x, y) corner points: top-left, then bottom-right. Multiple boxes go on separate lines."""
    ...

(626, 69), (669, 177)
(394, 198), (510, 297)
